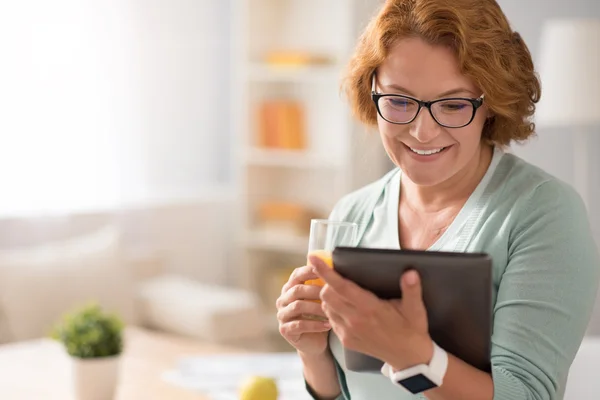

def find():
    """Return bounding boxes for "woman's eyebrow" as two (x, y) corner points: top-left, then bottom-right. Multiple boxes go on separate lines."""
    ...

(381, 83), (416, 96)
(436, 88), (479, 98)
(381, 83), (478, 98)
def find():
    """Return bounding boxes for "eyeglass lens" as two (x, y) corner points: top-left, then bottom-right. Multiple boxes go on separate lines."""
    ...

(378, 96), (474, 127)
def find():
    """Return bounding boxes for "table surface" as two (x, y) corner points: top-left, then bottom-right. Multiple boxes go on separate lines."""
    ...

(0, 327), (242, 400)
(3, 327), (597, 400)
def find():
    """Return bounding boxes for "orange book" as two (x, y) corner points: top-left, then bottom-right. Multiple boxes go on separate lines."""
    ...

(257, 101), (278, 147)
(274, 100), (288, 148)
(257, 100), (307, 149)
(288, 102), (306, 149)
(277, 102), (289, 149)
(278, 101), (306, 150)
(258, 201), (306, 221)
(265, 51), (334, 66)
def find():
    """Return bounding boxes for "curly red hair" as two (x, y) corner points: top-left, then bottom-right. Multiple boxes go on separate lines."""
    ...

(342, 0), (541, 145)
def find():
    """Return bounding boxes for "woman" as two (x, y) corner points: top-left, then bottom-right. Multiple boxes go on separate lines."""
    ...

(275, 0), (600, 399)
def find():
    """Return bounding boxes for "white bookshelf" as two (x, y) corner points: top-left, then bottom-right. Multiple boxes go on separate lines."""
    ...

(244, 147), (341, 169)
(247, 64), (341, 83)
(244, 228), (308, 255)
(230, 0), (386, 330)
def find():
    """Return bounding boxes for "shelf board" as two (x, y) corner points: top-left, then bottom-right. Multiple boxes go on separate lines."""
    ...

(244, 229), (308, 255)
(244, 147), (341, 169)
(247, 63), (341, 83)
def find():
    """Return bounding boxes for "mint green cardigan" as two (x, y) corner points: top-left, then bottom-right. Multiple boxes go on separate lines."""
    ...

(305, 151), (600, 400)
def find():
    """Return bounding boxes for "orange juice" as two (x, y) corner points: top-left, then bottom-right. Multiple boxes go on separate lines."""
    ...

(304, 249), (333, 286)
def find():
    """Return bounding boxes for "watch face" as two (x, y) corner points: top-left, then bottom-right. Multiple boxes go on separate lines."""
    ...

(397, 373), (437, 394)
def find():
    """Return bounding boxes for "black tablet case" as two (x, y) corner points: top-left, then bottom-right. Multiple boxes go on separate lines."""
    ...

(331, 246), (493, 373)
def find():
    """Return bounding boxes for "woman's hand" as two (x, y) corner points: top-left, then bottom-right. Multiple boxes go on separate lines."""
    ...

(276, 265), (332, 356)
(310, 254), (434, 370)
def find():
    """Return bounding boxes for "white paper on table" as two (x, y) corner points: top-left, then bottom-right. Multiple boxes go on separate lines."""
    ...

(162, 352), (313, 400)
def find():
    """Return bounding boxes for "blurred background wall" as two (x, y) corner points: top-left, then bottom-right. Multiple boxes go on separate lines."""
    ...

(500, 0), (600, 243)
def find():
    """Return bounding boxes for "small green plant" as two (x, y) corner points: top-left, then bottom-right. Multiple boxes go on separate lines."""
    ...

(50, 303), (124, 359)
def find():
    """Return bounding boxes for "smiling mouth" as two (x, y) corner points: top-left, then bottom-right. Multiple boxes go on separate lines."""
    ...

(404, 144), (451, 156)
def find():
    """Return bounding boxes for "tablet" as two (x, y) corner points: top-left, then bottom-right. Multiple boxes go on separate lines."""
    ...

(331, 246), (493, 373)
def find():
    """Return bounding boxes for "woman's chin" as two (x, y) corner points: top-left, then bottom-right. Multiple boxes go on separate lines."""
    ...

(402, 171), (452, 188)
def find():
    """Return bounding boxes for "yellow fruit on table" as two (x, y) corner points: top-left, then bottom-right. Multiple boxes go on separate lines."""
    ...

(238, 376), (278, 400)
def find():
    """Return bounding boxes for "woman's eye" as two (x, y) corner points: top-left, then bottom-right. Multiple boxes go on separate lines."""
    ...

(441, 102), (467, 111)
(390, 99), (412, 108)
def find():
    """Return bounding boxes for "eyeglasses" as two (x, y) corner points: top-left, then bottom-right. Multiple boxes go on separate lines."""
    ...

(371, 74), (485, 128)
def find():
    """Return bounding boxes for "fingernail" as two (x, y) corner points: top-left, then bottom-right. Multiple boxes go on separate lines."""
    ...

(406, 270), (418, 285)
(323, 322), (331, 329)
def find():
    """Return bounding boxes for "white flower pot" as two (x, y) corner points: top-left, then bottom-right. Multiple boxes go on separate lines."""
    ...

(69, 355), (121, 400)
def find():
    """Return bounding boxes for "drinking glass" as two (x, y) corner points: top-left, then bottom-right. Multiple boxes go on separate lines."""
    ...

(305, 218), (358, 296)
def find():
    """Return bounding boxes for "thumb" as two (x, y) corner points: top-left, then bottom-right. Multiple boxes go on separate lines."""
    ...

(400, 269), (426, 318)
(308, 254), (326, 267)
(308, 254), (329, 273)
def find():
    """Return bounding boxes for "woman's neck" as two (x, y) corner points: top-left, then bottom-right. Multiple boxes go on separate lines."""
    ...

(401, 144), (494, 213)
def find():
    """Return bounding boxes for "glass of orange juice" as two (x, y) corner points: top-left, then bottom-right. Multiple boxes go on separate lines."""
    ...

(305, 219), (358, 318)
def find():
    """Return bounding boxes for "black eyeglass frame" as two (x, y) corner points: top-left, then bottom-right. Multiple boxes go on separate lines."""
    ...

(371, 73), (485, 129)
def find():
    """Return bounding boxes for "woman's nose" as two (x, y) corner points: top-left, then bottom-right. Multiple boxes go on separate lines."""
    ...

(409, 108), (442, 143)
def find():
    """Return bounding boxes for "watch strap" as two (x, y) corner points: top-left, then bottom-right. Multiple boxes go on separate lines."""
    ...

(381, 341), (449, 386)
(427, 341), (449, 384)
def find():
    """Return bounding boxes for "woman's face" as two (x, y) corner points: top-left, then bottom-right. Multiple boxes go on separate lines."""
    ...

(374, 37), (489, 187)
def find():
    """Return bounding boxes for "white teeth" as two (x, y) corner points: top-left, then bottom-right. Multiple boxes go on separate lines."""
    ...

(409, 147), (445, 155)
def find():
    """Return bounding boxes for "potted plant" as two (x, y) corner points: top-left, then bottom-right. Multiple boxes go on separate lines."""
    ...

(50, 303), (124, 400)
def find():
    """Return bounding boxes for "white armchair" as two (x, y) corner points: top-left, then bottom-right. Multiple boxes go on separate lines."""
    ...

(0, 215), (166, 344)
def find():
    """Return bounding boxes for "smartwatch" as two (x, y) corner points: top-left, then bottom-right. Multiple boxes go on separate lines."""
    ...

(380, 342), (449, 394)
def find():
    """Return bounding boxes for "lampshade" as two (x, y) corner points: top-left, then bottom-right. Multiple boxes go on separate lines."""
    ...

(535, 19), (600, 128)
